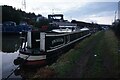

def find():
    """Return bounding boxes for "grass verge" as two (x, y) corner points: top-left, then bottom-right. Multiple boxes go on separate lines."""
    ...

(49, 31), (104, 77)
(82, 30), (119, 78)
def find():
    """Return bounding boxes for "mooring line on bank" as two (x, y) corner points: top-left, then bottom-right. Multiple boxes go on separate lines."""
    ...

(4, 55), (30, 80)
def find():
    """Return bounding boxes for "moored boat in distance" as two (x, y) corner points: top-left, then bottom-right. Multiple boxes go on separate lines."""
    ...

(14, 14), (91, 66)
(2, 21), (32, 35)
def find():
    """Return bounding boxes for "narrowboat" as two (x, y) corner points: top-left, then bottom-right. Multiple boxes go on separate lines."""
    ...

(14, 14), (91, 66)
(2, 21), (32, 35)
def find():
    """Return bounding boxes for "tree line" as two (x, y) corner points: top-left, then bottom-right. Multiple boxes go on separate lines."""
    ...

(2, 5), (51, 31)
(2, 5), (42, 25)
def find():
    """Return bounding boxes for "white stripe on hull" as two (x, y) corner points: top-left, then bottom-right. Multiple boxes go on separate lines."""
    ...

(19, 54), (46, 61)
(47, 33), (91, 52)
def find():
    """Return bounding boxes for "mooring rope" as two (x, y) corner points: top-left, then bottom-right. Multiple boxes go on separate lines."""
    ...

(4, 55), (30, 80)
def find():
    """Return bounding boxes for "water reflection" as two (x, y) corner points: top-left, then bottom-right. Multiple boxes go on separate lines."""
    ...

(2, 35), (21, 52)
(2, 51), (38, 79)
(2, 51), (21, 79)
(2, 34), (40, 79)
(2, 34), (22, 79)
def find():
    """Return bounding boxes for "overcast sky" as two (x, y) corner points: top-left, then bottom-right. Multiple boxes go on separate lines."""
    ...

(0, 0), (120, 25)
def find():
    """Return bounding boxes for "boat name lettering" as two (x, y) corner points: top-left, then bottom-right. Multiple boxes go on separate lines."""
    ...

(52, 38), (64, 44)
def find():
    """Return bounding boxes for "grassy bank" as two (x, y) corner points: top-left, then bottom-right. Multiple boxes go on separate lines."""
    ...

(82, 30), (119, 78)
(49, 31), (104, 77)
(33, 30), (119, 78)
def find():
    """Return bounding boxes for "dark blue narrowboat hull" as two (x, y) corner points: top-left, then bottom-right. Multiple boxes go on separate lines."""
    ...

(14, 30), (91, 66)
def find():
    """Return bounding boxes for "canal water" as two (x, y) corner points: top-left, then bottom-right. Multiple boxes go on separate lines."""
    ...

(1, 35), (21, 79)
(1, 34), (35, 79)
